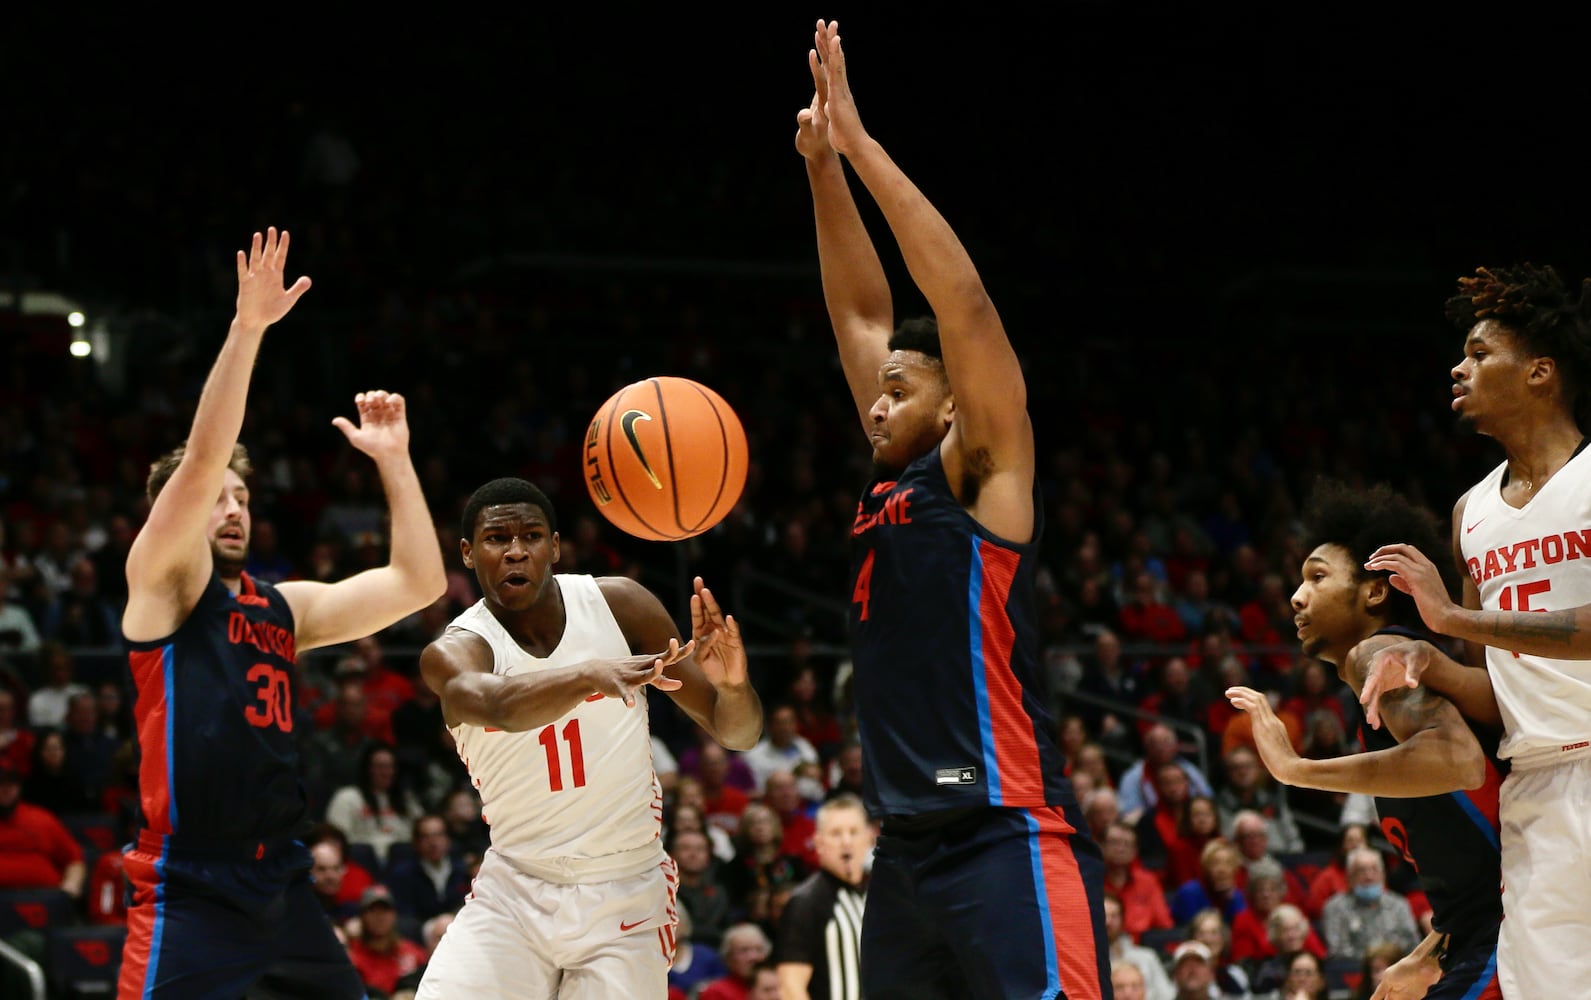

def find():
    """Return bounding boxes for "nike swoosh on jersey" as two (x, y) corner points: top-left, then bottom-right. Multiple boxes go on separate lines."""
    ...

(620, 409), (664, 489)
(619, 918), (649, 931)
(1466, 518), (1487, 533)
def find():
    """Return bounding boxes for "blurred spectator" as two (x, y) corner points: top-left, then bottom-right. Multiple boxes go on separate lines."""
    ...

(346, 885), (427, 997)
(386, 813), (470, 923)
(786, 664), (842, 760)
(823, 741), (864, 803)
(699, 922), (772, 1000)
(1229, 809), (1309, 907)
(352, 635), (415, 717)
(1163, 794), (1220, 891)
(1170, 838), (1246, 925)
(1118, 570), (1186, 645)
(1083, 786), (1121, 845)
(1100, 820), (1173, 943)
(696, 743), (751, 835)
(1320, 848), (1418, 960)
(244, 518), (295, 583)
(1215, 745), (1305, 856)
(1352, 941), (1410, 1000)
(1249, 903), (1315, 994)
(742, 704), (818, 796)
(60, 690), (117, 800)
(722, 802), (807, 935)
(680, 725), (757, 794)
(1305, 823), (1367, 922)
(1117, 723), (1213, 821)
(0, 762), (85, 897)
(673, 827), (732, 949)
(1072, 629), (1141, 739)
(1102, 893), (1175, 1000)
(1167, 940), (1217, 1000)
(438, 788), (490, 864)
(763, 770), (818, 870)
(26, 642), (87, 729)
(1185, 907), (1251, 998)
(0, 570), (42, 659)
(1229, 858), (1324, 964)
(90, 514), (135, 610)
(42, 558), (120, 646)
(0, 687), (35, 777)
(672, 796), (736, 865)
(31, 522), (86, 601)
(1135, 656), (1210, 742)
(1111, 961), (1150, 1000)
(95, 680), (132, 742)
(668, 903), (727, 999)
(325, 742), (425, 868)
(308, 831), (367, 926)
(1135, 761), (1193, 877)
(1276, 949), (1329, 1000)
(23, 728), (98, 814)
(302, 676), (383, 806)
(1280, 658), (1347, 734)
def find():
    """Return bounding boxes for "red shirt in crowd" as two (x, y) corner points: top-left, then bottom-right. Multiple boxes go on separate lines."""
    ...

(0, 801), (82, 889)
(347, 936), (427, 996)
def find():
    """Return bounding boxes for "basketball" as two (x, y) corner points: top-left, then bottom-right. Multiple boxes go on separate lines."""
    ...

(582, 376), (749, 541)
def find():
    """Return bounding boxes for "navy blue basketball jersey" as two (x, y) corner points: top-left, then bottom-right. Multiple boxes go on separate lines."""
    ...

(126, 572), (306, 841)
(849, 444), (1071, 818)
(1356, 626), (1506, 944)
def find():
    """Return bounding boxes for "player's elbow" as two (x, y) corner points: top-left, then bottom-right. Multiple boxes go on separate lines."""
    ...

(1454, 743), (1487, 790)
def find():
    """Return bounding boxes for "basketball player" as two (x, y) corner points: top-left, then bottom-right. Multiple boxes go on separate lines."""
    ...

(1360, 263), (1591, 999)
(1227, 480), (1503, 1000)
(414, 477), (763, 999)
(796, 20), (1108, 1000)
(118, 227), (448, 998)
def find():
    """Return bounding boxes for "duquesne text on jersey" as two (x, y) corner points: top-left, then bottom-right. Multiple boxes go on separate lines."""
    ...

(227, 611), (296, 661)
(1467, 529), (1591, 584)
(852, 487), (916, 537)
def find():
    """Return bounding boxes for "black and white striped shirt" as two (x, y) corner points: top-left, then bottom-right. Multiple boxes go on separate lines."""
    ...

(776, 870), (866, 1000)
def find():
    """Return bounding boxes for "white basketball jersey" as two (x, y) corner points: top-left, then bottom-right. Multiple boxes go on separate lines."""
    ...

(1460, 447), (1591, 760)
(448, 575), (664, 874)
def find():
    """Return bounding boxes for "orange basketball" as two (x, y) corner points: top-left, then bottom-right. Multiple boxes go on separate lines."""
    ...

(582, 376), (748, 541)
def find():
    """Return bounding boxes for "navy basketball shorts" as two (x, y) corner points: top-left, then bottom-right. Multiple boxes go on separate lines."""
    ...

(1429, 923), (1502, 1000)
(119, 831), (366, 1000)
(860, 805), (1110, 1000)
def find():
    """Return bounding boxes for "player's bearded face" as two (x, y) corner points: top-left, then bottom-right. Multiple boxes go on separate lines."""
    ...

(208, 470), (251, 577)
(869, 354), (952, 475)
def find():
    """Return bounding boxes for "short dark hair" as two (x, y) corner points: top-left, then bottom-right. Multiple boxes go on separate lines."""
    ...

(147, 443), (252, 503)
(1447, 263), (1591, 430)
(888, 315), (942, 360)
(1300, 478), (1457, 630)
(460, 477), (558, 542)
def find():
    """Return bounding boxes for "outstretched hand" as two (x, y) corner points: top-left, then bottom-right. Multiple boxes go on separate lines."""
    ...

(1225, 686), (1302, 784)
(1369, 936), (1443, 999)
(332, 390), (412, 462)
(235, 227), (311, 332)
(690, 576), (747, 690)
(814, 19), (867, 156)
(1363, 543), (1458, 634)
(794, 39), (834, 161)
(1359, 639), (1433, 730)
(594, 642), (691, 708)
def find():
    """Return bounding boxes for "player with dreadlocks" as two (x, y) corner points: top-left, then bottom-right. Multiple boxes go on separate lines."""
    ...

(1229, 479), (1504, 1000)
(1360, 263), (1591, 997)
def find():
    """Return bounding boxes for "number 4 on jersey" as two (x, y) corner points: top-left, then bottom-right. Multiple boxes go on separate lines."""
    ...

(852, 549), (875, 621)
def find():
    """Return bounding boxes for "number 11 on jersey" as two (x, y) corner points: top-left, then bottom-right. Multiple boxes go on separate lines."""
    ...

(538, 718), (587, 792)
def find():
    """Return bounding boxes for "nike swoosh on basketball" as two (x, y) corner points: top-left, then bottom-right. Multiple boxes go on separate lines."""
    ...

(619, 918), (649, 931)
(620, 409), (664, 489)
(1466, 517), (1487, 533)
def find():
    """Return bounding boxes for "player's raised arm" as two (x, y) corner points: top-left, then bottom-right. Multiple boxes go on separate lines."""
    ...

(818, 26), (1033, 511)
(123, 228), (311, 641)
(800, 20), (894, 430)
(599, 575), (763, 751)
(420, 627), (690, 733)
(276, 390), (446, 650)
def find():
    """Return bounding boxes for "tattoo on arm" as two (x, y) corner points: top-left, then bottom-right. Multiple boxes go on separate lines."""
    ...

(1486, 610), (1580, 645)
(1376, 685), (1448, 736)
